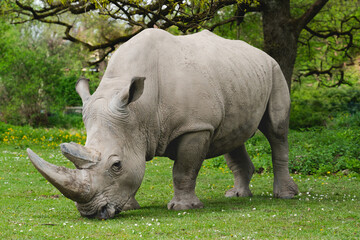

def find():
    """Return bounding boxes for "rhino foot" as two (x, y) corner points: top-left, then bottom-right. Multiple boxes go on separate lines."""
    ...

(123, 197), (141, 211)
(225, 187), (253, 198)
(167, 197), (204, 211)
(273, 178), (299, 199)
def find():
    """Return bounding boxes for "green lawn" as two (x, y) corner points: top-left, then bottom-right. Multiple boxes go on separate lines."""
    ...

(0, 144), (359, 239)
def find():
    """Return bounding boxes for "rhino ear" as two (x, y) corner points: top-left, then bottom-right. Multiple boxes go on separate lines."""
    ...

(60, 142), (100, 169)
(121, 76), (146, 105)
(76, 77), (91, 104)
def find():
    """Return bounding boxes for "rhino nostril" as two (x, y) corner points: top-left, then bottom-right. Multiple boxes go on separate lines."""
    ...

(98, 205), (109, 220)
(115, 209), (121, 215)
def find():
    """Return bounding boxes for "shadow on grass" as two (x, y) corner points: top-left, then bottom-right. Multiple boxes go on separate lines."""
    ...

(105, 195), (303, 221)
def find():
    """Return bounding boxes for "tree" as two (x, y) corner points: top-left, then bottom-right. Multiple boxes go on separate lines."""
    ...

(4, 0), (360, 90)
(294, 0), (360, 87)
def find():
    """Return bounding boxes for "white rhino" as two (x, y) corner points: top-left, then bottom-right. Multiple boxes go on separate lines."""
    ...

(27, 29), (298, 219)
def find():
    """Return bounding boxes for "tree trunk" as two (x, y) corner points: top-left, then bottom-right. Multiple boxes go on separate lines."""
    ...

(262, 0), (299, 91)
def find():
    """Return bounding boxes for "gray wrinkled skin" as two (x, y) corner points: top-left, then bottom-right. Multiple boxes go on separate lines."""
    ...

(27, 29), (298, 219)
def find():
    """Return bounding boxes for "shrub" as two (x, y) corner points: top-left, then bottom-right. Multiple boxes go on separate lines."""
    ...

(0, 20), (86, 127)
(289, 127), (360, 174)
(290, 86), (360, 129)
(48, 113), (84, 129)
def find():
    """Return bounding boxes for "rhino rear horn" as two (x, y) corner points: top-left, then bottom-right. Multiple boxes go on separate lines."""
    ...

(60, 142), (100, 169)
(76, 77), (91, 104)
(27, 148), (93, 203)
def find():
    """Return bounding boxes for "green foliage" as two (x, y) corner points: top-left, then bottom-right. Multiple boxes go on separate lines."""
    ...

(289, 127), (360, 174)
(51, 75), (83, 111)
(48, 113), (84, 129)
(290, 86), (360, 129)
(330, 112), (360, 128)
(0, 19), (85, 126)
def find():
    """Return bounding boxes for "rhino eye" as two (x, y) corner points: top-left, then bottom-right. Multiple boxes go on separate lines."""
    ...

(111, 161), (122, 172)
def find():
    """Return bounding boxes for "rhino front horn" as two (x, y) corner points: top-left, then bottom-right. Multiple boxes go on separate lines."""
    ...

(27, 148), (93, 203)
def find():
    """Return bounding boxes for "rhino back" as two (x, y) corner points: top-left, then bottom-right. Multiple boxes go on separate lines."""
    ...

(100, 29), (276, 158)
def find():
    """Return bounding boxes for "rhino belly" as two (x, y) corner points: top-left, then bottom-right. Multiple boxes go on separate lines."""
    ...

(205, 91), (269, 158)
(206, 118), (262, 158)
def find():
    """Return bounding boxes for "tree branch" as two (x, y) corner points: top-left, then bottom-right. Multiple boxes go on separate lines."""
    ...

(294, 0), (329, 34)
(296, 61), (354, 87)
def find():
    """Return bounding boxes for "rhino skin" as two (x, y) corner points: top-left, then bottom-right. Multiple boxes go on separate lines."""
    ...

(27, 29), (298, 219)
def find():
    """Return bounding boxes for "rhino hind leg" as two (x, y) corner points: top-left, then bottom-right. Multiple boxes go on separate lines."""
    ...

(258, 64), (298, 198)
(259, 126), (298, 199)
(167, 131), (211, 211)
(224, 145), (254, 198)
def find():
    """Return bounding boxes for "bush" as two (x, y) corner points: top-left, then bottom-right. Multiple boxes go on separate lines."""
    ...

(290, 86), (360, 129)
(48, 113), (84, 129)
(289, 127), (360, 174)
(0, 20), (86, 127)
(329, 112), (360, 128)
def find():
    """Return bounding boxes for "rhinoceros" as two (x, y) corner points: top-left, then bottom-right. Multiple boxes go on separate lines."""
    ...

(27, 29), (298, 219)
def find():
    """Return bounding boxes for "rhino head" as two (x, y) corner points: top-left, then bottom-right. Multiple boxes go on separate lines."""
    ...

(27, 76), (147, 219)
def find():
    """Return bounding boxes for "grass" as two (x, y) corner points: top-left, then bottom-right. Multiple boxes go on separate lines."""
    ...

(1, 140), (359, 239)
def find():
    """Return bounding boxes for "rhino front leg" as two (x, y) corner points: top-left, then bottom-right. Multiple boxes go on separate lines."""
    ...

(224, 145), (254, 198)
(167, 131), (211, 211)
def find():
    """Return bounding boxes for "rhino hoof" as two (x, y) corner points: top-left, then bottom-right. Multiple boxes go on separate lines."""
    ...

(274, 181), (299, 199)
(167, 199), (204, 211)
(225, 188), (253, 198)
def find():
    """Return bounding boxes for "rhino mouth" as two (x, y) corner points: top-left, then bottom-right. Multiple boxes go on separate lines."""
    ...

(78, 203), (122, 220)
